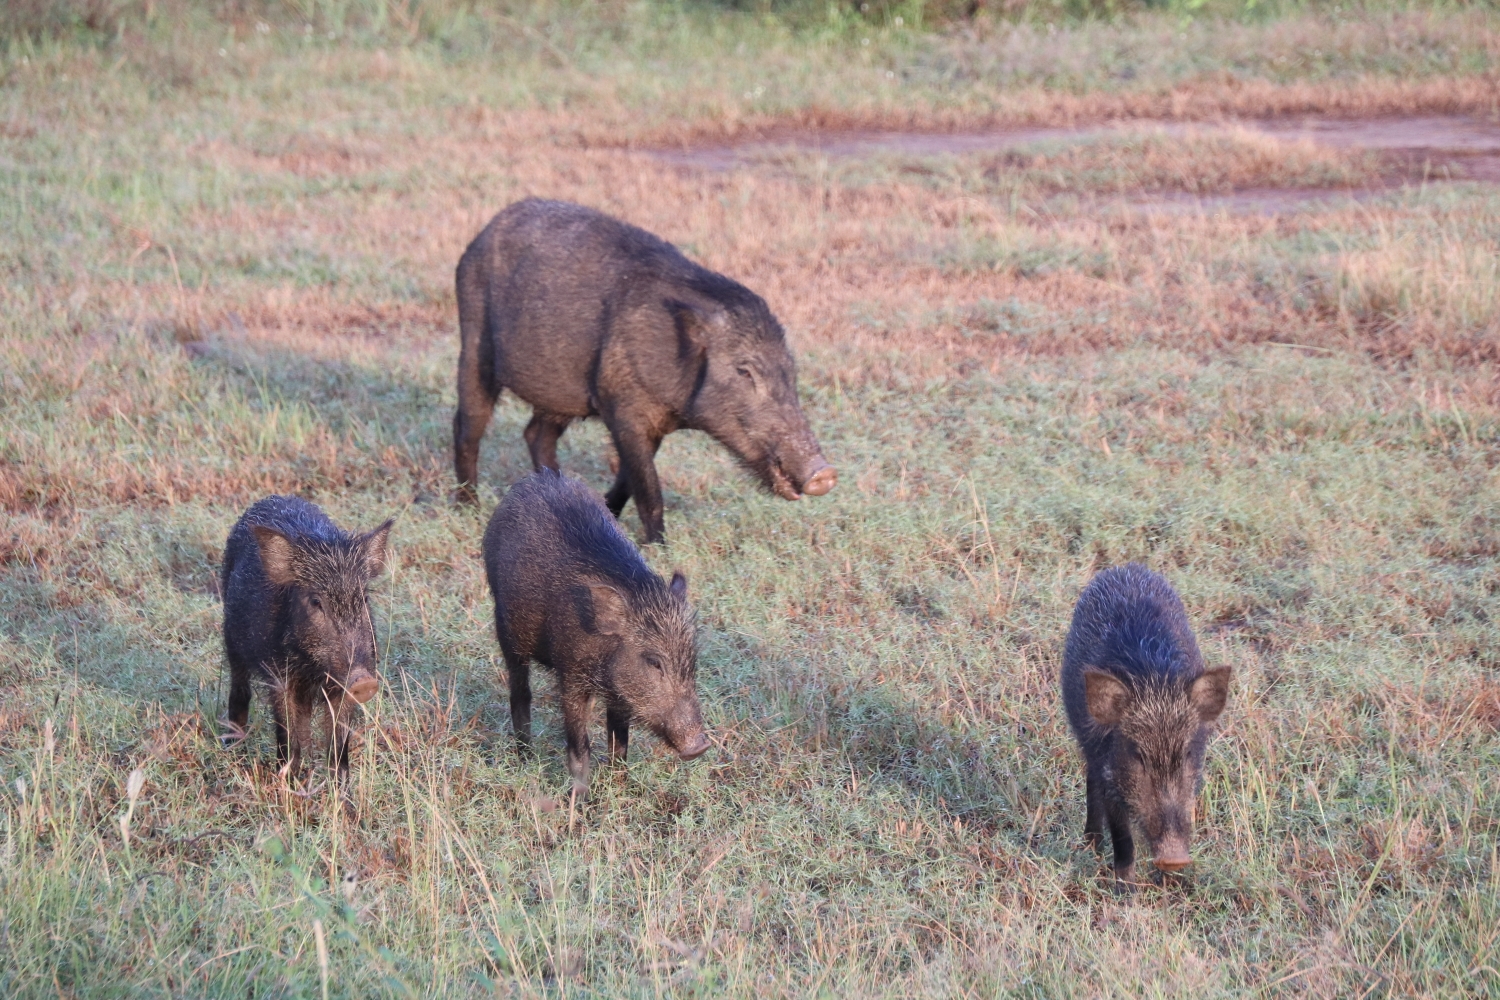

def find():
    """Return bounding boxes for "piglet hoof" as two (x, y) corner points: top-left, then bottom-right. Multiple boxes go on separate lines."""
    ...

(218, 721), (248, 747)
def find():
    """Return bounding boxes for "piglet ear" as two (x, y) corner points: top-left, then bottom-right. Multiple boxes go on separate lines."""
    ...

(1083, 668), (1132, 728)
(1190, 666), (1232, 723)
(578, 583), (628, 636)
(360, 519), (395, 578)
(670, 571), (688, 602)
(251, 525), (299, 588)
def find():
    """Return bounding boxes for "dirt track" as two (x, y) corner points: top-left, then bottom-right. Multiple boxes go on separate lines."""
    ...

(652, 113), (1500, 214)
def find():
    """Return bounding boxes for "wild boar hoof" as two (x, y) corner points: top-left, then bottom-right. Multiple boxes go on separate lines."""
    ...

(218, 721), (247, 747)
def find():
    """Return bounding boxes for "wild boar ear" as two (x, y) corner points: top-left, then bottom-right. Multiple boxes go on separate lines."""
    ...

(251, 525), (299, 588)
(1083, 668), (1132, 728)
(1190, 666), (1232, 723)
(669, 571), (688, 602)
(359, 519), (395, 578)
(578, 582), (628, 636)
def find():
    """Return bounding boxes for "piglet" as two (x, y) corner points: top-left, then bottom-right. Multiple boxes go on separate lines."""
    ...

(221, 495), (392, 791)
(483, 470), (709, 796)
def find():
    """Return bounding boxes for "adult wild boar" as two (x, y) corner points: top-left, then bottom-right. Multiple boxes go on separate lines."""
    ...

(1061, 563), (1232, 888)
(483, 470), (710, 797)
(221, 496), (393, 791)
(453, 198), (836, 542)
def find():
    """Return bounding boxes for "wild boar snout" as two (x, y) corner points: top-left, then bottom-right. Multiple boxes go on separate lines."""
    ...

(1153, 837), (1192, 872)
(344, 667), (380, 704)
(676, 730), (711, 760)
(769, 449), (835, 500)
(801, 458), (836, 497)
(664, 696), (709, 760)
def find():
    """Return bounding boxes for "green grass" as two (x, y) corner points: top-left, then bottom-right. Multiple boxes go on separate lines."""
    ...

(4, 2), (1500, 997)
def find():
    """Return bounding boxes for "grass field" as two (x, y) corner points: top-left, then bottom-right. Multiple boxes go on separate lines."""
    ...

(4, 1), (1500, 996)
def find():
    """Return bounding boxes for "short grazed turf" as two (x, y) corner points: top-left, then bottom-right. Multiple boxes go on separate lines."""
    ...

(3, 3), (1500, 997)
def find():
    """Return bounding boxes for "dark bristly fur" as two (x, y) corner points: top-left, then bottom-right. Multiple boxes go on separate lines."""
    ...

(221, 495), (393, 795)
(1060, 563), (1232, 888)
(454, 198), (835, 542)
(482, 470), (709, 796)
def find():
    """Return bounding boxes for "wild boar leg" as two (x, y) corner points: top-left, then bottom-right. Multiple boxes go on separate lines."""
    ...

(1084, 766), (1107, 851)
(454, 408), (496, 505)
(454, 263), (498, 505)
(454, 359), (499, 505)
(272, 689), (312, 778)
(505, 656), (533, 752)
(270, 686), (291, 769)
(328, 697), (357, 788)
(605, 702), (631, 763)
(603, 467), (632, 519)
(224, 653), (252, 744)
(606, 422), (665, 543)
(523, 411), (572, 471)
(1107, 799), (1136, 888)
(560, 683), (595, 795)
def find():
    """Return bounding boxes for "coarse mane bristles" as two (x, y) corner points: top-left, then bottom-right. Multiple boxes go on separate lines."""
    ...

(289, 540), (373, 612)
(633, 587), (697, 680)
(1117, 682), (1198, 770)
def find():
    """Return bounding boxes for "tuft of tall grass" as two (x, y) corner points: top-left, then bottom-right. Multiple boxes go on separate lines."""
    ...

(0, 0), (135, 42)
(1319, 213), (1500, 358)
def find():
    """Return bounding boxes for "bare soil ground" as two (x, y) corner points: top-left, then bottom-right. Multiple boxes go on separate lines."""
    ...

(652, 113), (1500, 211)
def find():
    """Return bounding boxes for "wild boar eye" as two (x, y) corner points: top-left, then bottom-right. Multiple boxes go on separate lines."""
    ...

(644, 655), (665, 673)
(309, 596), (323, 610)
(735, 364), (754, 380)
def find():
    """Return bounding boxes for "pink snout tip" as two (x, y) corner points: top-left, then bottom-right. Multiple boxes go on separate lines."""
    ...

(801, 463), (837, 497)
(346, 674), (380, 704)
(677, 732), (711, 761)
(1154, 854), (1192, 873)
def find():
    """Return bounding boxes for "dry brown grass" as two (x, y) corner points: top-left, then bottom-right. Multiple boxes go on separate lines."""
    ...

(5, 108), (1498, 516)
(4, 11), (1500, 997)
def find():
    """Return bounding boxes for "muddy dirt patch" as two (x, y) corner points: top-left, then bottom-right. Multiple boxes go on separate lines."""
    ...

(649, 115), (1500, 214)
